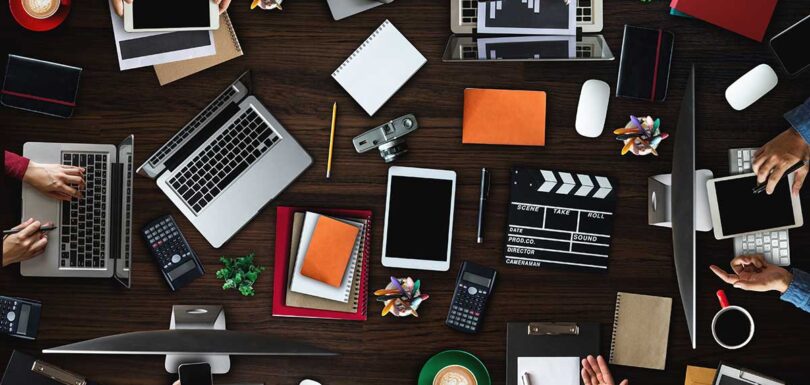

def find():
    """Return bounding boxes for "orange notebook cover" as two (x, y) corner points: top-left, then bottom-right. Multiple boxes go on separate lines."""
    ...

(300, 216), (360, 287)
(462, 88), (546, 146)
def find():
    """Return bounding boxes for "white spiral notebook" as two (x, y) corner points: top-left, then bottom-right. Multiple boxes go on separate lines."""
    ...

(332, 20), (426, 116)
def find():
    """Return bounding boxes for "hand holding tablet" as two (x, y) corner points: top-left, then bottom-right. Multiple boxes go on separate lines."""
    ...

(113, 0), (229, 31)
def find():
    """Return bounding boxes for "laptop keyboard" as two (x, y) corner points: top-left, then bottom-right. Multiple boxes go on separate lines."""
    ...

(461, 0), (593, 25)
(148, 86), (238, 168)
(123, 153), (133, 271)
(60, 152), (108, 270)
(729, 147), (790, 266)
(169, 107), (281, 214)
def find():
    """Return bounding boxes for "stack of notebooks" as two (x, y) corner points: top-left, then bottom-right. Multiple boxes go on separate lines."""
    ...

(272, 206), (372, 321)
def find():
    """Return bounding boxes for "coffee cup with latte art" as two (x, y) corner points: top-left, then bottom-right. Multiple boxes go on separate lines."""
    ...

(22, 0), (60, 19)
(433, 365), (478, 385)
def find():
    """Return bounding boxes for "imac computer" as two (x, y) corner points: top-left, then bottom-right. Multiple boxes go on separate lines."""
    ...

(648, 65), (711, 349)
(43, 305), (337, 374)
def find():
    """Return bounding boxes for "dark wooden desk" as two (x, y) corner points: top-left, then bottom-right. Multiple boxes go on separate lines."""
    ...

(2, 1), (809, 384)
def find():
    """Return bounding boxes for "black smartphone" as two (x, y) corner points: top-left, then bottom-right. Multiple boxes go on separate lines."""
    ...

(178, 362), (212, 385)
(770, 15), (810, 76)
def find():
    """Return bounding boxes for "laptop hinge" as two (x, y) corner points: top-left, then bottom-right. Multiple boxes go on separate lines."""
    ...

(110, 163), (123, 261)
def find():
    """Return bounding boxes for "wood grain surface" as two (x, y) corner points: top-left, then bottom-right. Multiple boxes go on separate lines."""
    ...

(1, 0), (809, 384)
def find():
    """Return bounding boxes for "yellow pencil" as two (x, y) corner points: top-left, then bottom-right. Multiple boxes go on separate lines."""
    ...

(326, 102), (337, 179)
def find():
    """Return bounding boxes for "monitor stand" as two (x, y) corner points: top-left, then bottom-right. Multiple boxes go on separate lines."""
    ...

(165, 305), (231, 374)
(648, 170), (714, 232)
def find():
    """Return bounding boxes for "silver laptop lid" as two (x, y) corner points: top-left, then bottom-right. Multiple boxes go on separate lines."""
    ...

(137, 72), (251, 179)
(442, 34), (613, 62)
(114, 135), (134, 288)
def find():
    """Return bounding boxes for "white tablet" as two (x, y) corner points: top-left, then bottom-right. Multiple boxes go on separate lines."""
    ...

(124, 0), (219, 32)
(707, 173), (803, 240)
(382, 166), (456, 271)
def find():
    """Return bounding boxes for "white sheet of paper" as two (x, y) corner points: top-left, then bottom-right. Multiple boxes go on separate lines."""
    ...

(517, 357), (579, 385)
(109, 3), (215, 71)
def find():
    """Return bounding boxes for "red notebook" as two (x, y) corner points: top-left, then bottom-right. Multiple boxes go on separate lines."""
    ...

(670, 0), (777, 42)
(272, 206), (371, 321)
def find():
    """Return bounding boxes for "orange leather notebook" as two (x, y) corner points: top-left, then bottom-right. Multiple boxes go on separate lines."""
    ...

(462, 88), (546, 146)
(300, 216), (361, 287)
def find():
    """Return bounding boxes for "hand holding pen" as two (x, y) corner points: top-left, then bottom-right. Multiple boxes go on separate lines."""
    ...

(2, 219), (54, 267)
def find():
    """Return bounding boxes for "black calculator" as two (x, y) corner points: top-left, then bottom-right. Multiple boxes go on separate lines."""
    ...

(446, 261), (496, 334)
(0, 296), (41, 340)
(142, 215), (205, 291)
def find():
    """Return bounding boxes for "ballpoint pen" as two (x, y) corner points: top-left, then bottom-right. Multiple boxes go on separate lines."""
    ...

(3, 225), (57, 235)
(752, 160), (807, 194)
(477, 168), (490, 244)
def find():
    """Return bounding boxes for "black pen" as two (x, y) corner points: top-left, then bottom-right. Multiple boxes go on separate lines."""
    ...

(3, 225), (57, 235)
(477, 168), (490, 244)
(753, 160), (807, 194)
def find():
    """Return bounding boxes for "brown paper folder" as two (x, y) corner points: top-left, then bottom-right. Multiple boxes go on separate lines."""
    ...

(462, 88), (546, 146)
(154, 13), (243, 85)
(684, 366), (716, 385)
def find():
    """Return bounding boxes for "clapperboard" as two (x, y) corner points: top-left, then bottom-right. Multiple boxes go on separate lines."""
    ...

(504, 167), (618, 271)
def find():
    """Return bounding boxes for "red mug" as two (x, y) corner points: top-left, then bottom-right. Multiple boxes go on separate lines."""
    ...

(711, 290), (755, 349)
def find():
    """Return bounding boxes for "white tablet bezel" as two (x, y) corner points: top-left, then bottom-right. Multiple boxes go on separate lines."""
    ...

(124, 0), (219, 32)
(382, 166), (456, 271)
(707, 173), (803, 240)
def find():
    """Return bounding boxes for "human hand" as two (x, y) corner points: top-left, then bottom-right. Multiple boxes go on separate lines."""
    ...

(172, 381), (180, 385)
(23, 161), (84, 201)
(753, 128), (810, 195)
(581, 355), (628, 385)
(2, 219), (51, 267)
(710, 255), (793, 293)
(112, 0), (229, 17)
(111, 0), (131, 17)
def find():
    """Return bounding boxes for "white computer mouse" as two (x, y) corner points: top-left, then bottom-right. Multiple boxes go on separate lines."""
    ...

(300, 380), (322, 385)
(575, 79), (611, 138)
(725, 64), (778, 111)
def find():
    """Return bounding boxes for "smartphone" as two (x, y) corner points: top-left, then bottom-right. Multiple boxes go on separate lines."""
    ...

(770, 14), (810, 76)
(178, 362), (212, 385)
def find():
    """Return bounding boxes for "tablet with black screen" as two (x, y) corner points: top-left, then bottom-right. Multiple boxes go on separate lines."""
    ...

(707, 173), (803, 239)
(124, 0), (219, 32)
(381, 167), (456, 271)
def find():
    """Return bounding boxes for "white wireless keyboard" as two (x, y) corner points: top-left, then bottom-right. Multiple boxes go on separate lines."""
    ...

(728, 148), (790, 266)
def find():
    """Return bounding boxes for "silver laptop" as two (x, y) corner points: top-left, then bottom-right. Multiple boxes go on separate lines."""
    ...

(137, 72), (312, 248)
(451, 0), (604, 34)
(442, 34), (613, 62)
(21, 135), (134, 288)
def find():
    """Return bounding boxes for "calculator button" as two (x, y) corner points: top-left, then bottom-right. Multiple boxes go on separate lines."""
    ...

(171, 254), (182, 263)
(467, 287), (478, 295)
(6, 312), (15, 322)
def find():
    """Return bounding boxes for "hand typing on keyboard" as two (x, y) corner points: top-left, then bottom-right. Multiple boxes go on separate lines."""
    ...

(22, 161), (85, 201)
(2, 219), (52, 267)
(710, 255), (793, 293)
(752, 128), (810, 195)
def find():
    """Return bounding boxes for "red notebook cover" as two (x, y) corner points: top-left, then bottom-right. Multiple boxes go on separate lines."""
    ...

(670, 0), (777, 42)
(272, 206), (371, 321)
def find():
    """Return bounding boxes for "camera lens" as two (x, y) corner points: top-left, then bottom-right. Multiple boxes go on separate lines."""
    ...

(378, 139), (408, 163)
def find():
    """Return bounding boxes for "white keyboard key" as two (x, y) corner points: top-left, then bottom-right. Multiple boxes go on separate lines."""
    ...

(738, 159), (743, 167)
(747, 235), (755, 242)
(756, 238), (763, 246)
(764, 236), (770, 243)
(772, 240), (779, 247)
(756, 247), (764, 253)
(764, 244), (771, 251)
(779, 232), (787, 240)
(780, 241), (788, 248)
(744, 162), (750, 169)
(743, 151), (750, 161)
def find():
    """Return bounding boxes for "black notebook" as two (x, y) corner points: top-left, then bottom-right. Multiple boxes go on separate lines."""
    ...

(1, 54), (82, 118)
(616, 25), (674, 102)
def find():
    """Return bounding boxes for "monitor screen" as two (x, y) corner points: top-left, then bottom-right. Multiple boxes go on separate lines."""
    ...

(385, 176), (453, 262)
(714, 175), (795, 235)
(133, 0), (211, 29)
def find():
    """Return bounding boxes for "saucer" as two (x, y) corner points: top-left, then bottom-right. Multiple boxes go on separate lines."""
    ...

(9, 0), (71, 32)
(418, 350), (491, 385)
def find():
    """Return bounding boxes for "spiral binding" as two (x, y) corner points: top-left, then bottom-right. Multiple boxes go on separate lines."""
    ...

(222, 13), (242, 54)
(332, 20), (391, 78)
(609, 292), (622, 363)
(356, 215), (372, 316)
(343, 228), (364, 303)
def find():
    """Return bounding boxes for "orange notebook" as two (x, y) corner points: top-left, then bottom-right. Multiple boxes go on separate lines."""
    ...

(462, 88), (546, 146)
(300, 216), (361, 287)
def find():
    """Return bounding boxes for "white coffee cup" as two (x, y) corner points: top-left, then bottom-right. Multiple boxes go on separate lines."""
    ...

(711, 290), (755, 350)
(22, 0), (61, 19)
